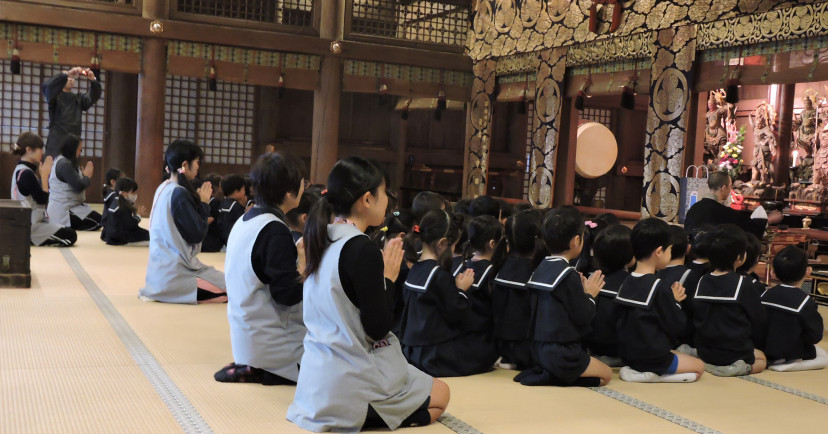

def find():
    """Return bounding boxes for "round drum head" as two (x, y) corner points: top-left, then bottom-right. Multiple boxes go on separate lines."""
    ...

(576, 121), (618, 178)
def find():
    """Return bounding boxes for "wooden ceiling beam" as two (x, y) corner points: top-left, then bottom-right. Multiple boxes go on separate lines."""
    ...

(0, 0), (471, 71)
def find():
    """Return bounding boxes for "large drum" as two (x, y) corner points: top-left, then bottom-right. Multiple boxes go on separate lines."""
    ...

(576, 121), (618, 178)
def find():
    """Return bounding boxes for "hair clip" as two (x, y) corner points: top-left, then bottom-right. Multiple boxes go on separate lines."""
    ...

(393, 210), (400, 216)
(380, 226), (388, 232)
(412, 225), (420, 233)
(321, 189), (328, 196)
(177, 167), (186, 174)
(585, 220), (597, 229)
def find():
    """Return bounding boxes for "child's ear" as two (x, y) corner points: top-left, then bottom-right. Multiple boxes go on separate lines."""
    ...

(488, 239), (496, 250)
(807, 266), (813, 277)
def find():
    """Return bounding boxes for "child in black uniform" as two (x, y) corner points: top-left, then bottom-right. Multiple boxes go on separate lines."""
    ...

(763, 246), (827, 372)
(585, 224), (634, 367)
(694, 224), (767, 376)
(217, 174), (249, 246)
(492, 209), (544, 370)
(400, 210), (497, 377)
(516, 208), (611, 387)
(285, 187), (322, 243)
(737, 232), (766, 294)
(102, 167), (122, 200)
(201, 174), (224, 253)
(450, 213), (470, 276)
(615, 218), (704, 383)
(455, 215), (504, 339)
(656, 225), (697, 355)
(100, 177), (150, 246)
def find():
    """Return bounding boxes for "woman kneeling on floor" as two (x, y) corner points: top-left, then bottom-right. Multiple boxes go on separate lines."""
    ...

(215, 152), (307, 385)
(47, 134), (101, 231)
(287, 157), (449, 432)
(139, 139), (226, 304)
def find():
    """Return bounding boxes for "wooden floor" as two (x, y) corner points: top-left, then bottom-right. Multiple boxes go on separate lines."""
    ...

(3, 228), (828, 433)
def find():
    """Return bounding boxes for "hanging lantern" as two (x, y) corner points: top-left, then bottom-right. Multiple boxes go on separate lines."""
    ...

(378, 80), (390, 106)
(437, 88), (447, 111)
(277, 70), (285, 98)
(11, 47), (21, 75)
(401, 98), (411, 120)
(575, 75), (592, 111)
(208, 65), (217, 91)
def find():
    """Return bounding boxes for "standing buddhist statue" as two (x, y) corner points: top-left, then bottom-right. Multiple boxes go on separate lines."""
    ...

(750, 102), (777, 185)
(814, 123), (828, 186)
(704, 90), (732, 166)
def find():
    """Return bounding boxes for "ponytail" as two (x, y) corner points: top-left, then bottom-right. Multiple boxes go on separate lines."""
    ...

(303, 196), (334, 279)
(402, 230), (422, 266)
(165, 139), (203, 204)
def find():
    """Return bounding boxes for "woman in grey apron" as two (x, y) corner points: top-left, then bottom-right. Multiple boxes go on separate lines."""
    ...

(287, 157), (449, 432)
(46, 134), (101, 231)
(139, 139), (226, 304)
(9, 132), (77, 247)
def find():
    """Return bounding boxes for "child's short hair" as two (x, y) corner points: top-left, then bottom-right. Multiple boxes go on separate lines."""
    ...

(220, 174), (247, 197)
(542, 207), (584, 254)
(204, 173), (223, 196)
(594, 212), (621, 227)
(404, 209), (462, 270)
(285, 187), (322, 228)
(104, 168), (123, 187)
(667, 225), (689, 260)
(453, 198), (472, 216)
(511, 202), (533, 214)
(115, 177), (138, 193)
(505, 209), (542, 257)
(465, 215), (503, 255)
(593, 224), (633, 273)
(469, 195), (501, 219)
(453, 213), (470, 255)
(370, 208), (416, 248)
(498, 199), (512, 221)
(412, 191), (446, 221)
(689, 225), (714, 260)
(631, 218), (671, 261)
(772, 245), (808, 285)
(249, 152), (305, 207)
(705, 224), (747, 271)
(737, 232), (762, 274)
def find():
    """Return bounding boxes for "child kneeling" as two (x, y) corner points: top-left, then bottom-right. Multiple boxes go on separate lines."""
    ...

(101, 177), (150, 246)
(615, 219), (704, 383)
(762, 246), (827, 372)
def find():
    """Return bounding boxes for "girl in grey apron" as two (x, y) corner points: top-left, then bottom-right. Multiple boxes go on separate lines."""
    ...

(46, 134), (100, 230)
(287, 157), (448, 432)
(9, 132), (77, 247)
(140, 140), (225, 304)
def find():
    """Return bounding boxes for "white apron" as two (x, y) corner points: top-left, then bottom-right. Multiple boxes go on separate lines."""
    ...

(11, 163), (64, 246)
(46, 155), (93, 227)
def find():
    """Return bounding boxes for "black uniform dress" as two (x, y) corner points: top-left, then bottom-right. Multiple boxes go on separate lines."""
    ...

(218, 198), (246, 246)
(693, 272), (767, 365)
(491, 255), (535, 368)
(615, 274), (686, 374)
(585, 269), (629, 358)
(454, 259), (496, 335)
(524, 257), (596, 384)
(41, 72), (102, 157)
(684, 198), (767, 240)
(202, 197), (224, 252)
(100, 194), (150, 245)
(451, 256), (464, 276)
(761, 285), (824, 361)
(657, 264), (695, 347)
(741, 271), (767, 295)
(399, 260), (497, 377)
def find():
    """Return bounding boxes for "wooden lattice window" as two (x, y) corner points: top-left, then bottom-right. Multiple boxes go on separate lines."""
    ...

(176, 0), (313, 26)
(164, 75), (254, 165)
(523, 102), (534, 201)
(579, 108), (613, 130)
(0, 61), (105, 158)
(351, 0), (469, 47)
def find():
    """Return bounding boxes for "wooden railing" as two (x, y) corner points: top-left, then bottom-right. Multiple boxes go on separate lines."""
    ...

(346, 0), (469, 51)
(169, 0), (319, 34)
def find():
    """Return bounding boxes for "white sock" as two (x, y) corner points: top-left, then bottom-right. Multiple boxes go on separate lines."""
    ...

(620, 366), (660, 383)
(657, 372), (699, 383)
(769, 346), (828, 372)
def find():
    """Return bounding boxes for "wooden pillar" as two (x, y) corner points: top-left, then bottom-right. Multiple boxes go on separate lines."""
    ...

(104, 72), (137, 178)
(310, 0), (343, 184)
(134, 37), (167, 215)
(394, 117), (408, 192)
(775, 83), (795, 185)
(553, 97), (578, 207)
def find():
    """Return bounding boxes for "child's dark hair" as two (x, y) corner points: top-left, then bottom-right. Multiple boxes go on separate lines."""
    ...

(498, 199), (512, 221)
(244, 175), (253, 201)
(220, 174), (247, 197)
(511, 202), (533, 214)
(542, 207), (584, 254)
(59, 134), (83, 168)
(667, 225), (689, 261)
(453, 198), (472, 216)
(165, 139), (204, 204)
(371, 209), (416, 248)
(594, 212), (620, 227)
(12, 132), (44, 156)
(403, 209), (462, 271)
(505, 209), (544, 267)
(304, 156), (386, 278)
(469, 195), (501, 218)
(412, 191), (446, 221)
(464, 215), (506, 270)
(631, 218), (671, 261)
(772, 245), (808, 285)
(104, 168), (123, 188)
(574, 218), (608, 273)
(204, 173), (222, 196)
(705, 224), (747, 271)
(250, 152), (305, 208)
(689, 225), (714, 260)
(737, 232), (763, 274)
(453, 213), (470, 256)
(115, 177), (139, 214)
(285, 187), (322, 229)
(593, 224), (634, 273)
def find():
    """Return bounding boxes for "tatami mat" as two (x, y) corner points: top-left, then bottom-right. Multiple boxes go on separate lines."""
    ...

(4, 229), (828, 433)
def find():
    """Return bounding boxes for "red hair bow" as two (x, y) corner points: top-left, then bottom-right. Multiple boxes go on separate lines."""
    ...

(412, 225), (420, 233)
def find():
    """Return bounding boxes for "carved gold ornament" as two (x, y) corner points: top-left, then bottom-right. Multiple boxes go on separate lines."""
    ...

(653, 68), (689, 122)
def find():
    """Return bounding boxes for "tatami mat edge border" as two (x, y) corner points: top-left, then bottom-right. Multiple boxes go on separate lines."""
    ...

(738, 375), (828, 406)
(590, 387), (721, 434)
(60, 248), (214, 434)
(438, 413), (483, 434)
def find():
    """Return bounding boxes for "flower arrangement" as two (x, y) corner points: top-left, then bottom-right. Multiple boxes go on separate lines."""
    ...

(718, 125), (746, 180)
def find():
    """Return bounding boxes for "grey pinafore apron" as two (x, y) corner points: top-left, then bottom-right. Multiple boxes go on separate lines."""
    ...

(139, 181), (225, 304)
(11, 163), (65, 246)
(46, 155), (93, 227)
(225, 211), (304, 380)
(287, 224), (431, 432)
